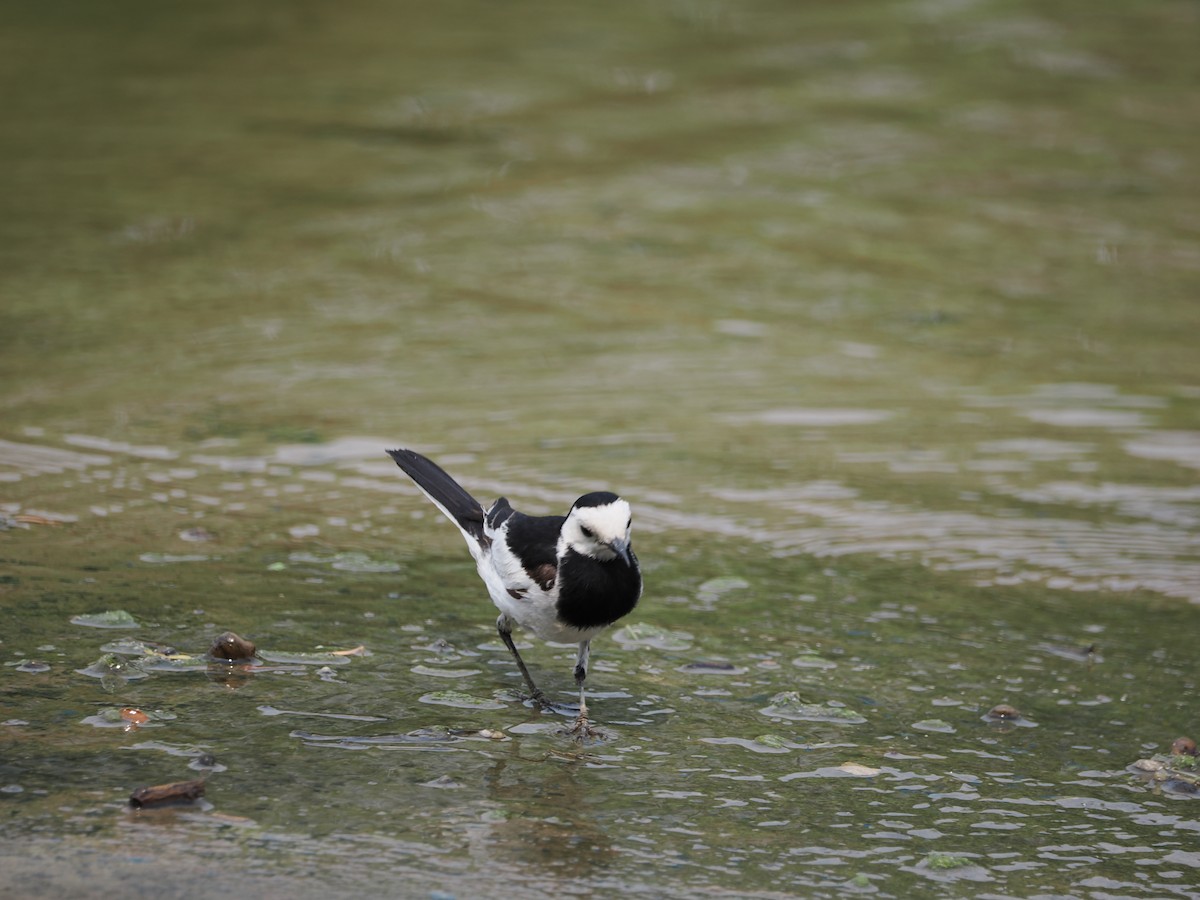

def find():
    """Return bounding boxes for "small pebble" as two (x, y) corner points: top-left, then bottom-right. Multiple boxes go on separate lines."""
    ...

(209, 631), (257, 661)
(1170, 736), (1197, 757)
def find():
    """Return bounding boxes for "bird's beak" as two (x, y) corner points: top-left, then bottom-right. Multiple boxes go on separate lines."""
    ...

(609, 538), (633, 567)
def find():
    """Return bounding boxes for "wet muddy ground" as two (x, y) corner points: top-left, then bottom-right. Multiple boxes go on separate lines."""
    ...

(3, 435), (1198, 897)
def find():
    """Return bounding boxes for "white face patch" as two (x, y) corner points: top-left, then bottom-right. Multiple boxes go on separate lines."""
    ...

(563, 499), (632, 561)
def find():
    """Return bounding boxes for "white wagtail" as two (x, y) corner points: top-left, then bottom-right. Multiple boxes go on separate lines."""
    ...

(387, 448), (642, 735)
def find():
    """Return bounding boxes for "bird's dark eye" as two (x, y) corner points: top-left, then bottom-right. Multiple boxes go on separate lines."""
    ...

(580, 525), (595, 539)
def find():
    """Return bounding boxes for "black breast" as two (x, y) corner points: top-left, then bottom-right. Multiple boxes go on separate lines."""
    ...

(555, 548), (642, 630)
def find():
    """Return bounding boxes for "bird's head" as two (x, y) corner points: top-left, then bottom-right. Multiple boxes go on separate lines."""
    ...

(563, 492), (634, 565)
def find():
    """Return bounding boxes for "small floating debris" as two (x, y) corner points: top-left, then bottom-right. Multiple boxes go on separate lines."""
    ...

(760, 692), (866, 724)
(981, 703), (1037, 728)
(611, 623), (693, 651)
(137, 655), (209, 673)
(1130, 758), (1165, 773)
(191, 753), (221, 772)
(208, 631), (257, 661)
(912, 718), (957, 734)
(81, 707), (176, 730)
(80, 630), (367, 682)
(676, 661), (748, 675)
(326, 644), (368, 657)
(419, 691), (506, 711)
(1128, 737), (1200, 797)
(91, 634), (370, 678)
(75, 654), (150, 681)
(414, 638), (471, 656)
(99, 638), (179, 657)
(70, 610), (140, 629)
(129, 778), (206, 809)
(122, 708), (149, 727)
(755, 734), (797, 750)
(8, 660), (51, 673)
(837, 763), (881, 777)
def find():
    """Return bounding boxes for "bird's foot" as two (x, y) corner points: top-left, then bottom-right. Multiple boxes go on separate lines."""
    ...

(568, 703), (597, 740)
(568, 717), (596, 740)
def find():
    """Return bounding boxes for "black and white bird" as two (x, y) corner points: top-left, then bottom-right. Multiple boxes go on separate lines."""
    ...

(387, 448), (642, 735)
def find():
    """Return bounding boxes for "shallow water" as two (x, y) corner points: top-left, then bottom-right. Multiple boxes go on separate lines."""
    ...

(3, 0), (1200, 897)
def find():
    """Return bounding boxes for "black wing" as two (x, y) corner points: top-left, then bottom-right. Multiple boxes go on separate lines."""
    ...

(502, 510), (564, 591)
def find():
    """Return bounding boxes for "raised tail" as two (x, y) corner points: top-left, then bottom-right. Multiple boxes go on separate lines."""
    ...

(387, 449), (487, 548)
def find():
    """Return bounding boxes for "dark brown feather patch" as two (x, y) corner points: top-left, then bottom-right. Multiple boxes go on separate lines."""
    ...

(531, 563), (557, 591)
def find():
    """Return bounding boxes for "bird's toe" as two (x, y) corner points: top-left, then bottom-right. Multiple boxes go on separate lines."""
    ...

(568, 712), (596, 740)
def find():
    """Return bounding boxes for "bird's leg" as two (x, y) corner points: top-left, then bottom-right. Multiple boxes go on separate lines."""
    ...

(569, 640), (594, 736)
(496, 615), (545, 706)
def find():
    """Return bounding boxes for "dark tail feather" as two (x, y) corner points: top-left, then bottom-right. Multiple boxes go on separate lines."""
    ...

(387, 449), (487, 545)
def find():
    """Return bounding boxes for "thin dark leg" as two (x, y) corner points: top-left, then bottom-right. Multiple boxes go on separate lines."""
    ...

(497, 615), (545, 704)
(570, 640), (593, 736)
